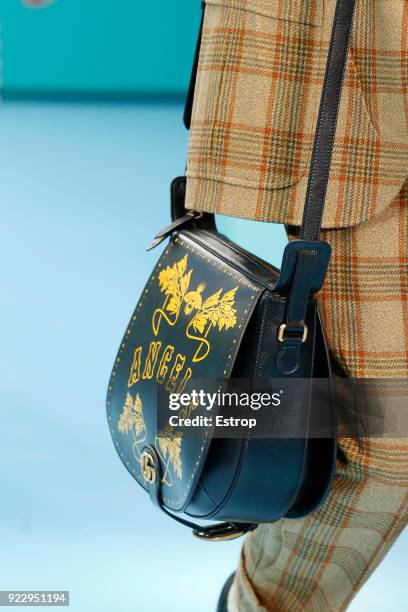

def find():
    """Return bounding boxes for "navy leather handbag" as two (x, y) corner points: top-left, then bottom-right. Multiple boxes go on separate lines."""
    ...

(107, 0), (356, 541)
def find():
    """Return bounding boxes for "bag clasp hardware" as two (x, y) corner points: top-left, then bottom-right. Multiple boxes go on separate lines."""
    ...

(147, 210), (204, 251)
(141, 450), (157, 484)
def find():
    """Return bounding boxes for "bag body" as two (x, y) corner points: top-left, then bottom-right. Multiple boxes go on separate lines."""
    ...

(107, 179), (335, 537)
(107, 0), (357, 539)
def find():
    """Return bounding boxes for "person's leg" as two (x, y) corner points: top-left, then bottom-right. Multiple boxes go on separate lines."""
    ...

(226, 189), (408, 611)
(228, 438), (407, 611)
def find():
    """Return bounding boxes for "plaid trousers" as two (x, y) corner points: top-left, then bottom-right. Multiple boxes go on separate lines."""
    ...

(226, 190), (408, 611)
(185, 1), (408, 609)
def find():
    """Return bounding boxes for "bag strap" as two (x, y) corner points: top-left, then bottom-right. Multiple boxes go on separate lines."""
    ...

(300, 0), (356, 240)
(273, 0), (356, 374)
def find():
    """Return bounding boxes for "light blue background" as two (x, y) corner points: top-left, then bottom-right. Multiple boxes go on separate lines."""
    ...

(0, 101), (406, 611)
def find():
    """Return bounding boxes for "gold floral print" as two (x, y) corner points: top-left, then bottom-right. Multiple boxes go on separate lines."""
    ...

(118, 392), (145, 436)
(184, 282), (206, 315)
(121, 254), (240, 486)
(152, 255), (192, 335)
(153, 255), (239, 361)
(187, 286), (238, 362)
(156, 425), (183, 485)
(118, 392), (146, 462)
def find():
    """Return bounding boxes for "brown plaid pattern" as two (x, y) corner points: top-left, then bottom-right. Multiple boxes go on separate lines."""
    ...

(319, 182), (408, 379)
(227, 188), (408, 611)
(185, 2), (408, 607)
(229, 438), (408, 611)
(229, 185), (408, 612)
(186, 0), (408, 227)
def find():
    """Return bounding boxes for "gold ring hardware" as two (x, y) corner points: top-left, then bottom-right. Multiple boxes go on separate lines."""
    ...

(277, 323), (308, 344)
(192, 525), (246, 542)
(140, 451), (157, 484)
(187, 210), (204, 220)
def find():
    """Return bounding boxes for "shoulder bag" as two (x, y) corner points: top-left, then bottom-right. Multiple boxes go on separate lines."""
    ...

(107, 0), (356, 541)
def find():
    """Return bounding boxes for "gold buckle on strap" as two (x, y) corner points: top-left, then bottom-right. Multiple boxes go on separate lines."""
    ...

(277, 323), (308, 343)
(192, 523), (248, 542)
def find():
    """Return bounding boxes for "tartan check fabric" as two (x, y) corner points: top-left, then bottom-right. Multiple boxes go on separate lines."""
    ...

(186, 0), (408, 227)
(185, 1), (408, 607)
(226, 184), (408, 612)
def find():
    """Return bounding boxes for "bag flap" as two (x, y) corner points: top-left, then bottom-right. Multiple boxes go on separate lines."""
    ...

(107, 232), (264, 511)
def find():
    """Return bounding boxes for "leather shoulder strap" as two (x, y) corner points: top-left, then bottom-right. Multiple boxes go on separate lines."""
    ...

(300, 0), (356, 240)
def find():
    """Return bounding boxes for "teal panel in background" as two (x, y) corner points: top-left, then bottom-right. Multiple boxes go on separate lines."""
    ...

(0, 0), (201, 96)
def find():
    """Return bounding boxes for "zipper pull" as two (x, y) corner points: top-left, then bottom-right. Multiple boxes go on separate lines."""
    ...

(147, 211), (202, 251)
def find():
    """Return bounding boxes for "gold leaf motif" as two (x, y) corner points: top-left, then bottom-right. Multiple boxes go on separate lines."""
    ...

(192, 287), (238, 331)
(157, 425), (183, 480)
(156, 257), (238, 339)
(220, 288), (237, 304)
(118, 392), (146, 437)
(202, 288), (222, 310)
(179, 269), (192, 295)
(184, 282), (205, 315)
(191, 313), (208, 334)
(166, 295), (181, 315)
(217, 287), (238, 330)
(153, 255), (194, 334)
(176, 255), (187, 277)
(185, 286), (239, 362)
(157, 255), (192, 316)
(158, 266), (179, 296)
